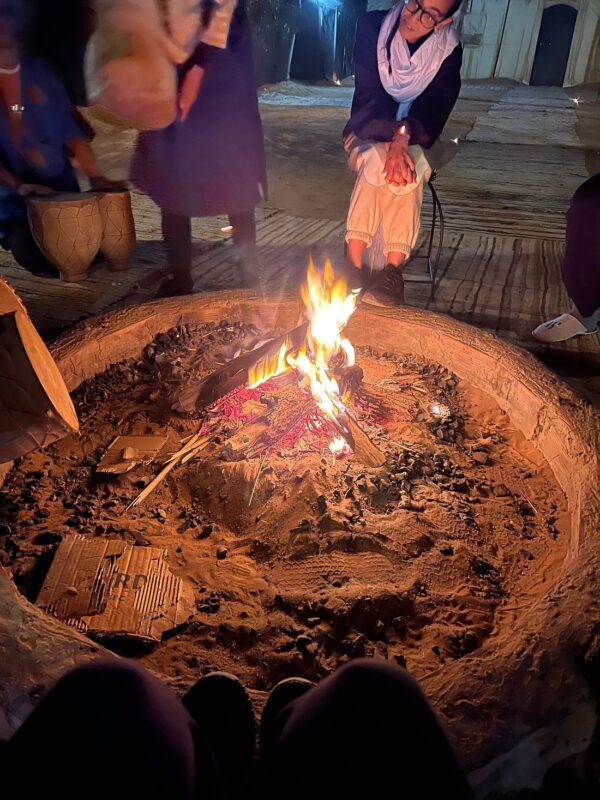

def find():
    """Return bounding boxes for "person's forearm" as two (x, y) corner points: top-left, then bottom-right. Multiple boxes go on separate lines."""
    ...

(355, 116), (398, 142)
(68, 136), (100, 178)
(0, 162), (21, 191)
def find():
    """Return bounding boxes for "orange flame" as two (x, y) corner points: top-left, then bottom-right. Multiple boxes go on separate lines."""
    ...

(247, 259), (360, 453)
(248, 340), (290, 389)
(288, 259), (359, 435)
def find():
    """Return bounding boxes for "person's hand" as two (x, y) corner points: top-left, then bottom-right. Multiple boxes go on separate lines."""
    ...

(89, 175), (127, 191)
(384, 140), (416, 187)
(17, 183), (55, 197)
(178, 65), (205, 123)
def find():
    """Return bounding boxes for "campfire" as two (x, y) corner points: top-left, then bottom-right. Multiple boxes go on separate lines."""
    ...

(130, 260), (385, 510)
(0, 270), (568, 690)
(249, 259), (360, 455)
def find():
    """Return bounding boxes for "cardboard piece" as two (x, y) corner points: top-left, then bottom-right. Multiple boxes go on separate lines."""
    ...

(37, 535), (195, 643)
(97, 434), (169, 474)
(0, 279), (79, 463)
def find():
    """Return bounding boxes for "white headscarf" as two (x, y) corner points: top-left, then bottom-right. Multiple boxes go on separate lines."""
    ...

(377, 2), (459, 120)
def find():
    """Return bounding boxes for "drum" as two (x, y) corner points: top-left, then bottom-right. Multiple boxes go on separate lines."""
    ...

(27, 193), (103, 283)
(95, 189), (136, 271)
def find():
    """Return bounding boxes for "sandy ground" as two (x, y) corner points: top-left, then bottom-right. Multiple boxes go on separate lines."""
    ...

(0, 321), (569, 690)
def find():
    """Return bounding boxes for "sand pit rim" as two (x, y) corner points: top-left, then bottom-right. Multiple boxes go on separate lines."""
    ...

(3, 290), (599, 774)
(50, 291), (600, 555)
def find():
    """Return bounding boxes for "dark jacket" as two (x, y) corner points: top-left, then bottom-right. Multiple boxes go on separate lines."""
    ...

(343, 11), (463, 149)
(131, 2), (266, 217)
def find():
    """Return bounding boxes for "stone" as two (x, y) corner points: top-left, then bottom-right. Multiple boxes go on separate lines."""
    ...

(216, 546), (228, 560)
(295, 634), (313, 652)
(493, 484), (511, 497)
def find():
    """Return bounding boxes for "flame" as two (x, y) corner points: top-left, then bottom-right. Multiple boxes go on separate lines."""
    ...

(330, 436), (350, 455)
(288, 258), (359, 429)
(246, 258), (360, 452)
(248, 340), (290, 389)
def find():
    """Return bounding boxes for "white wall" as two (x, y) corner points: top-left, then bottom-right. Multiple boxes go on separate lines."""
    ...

(565, 0), (600, 85)
(460, 0), (600, 86)
(459, 0), (510, 80)
(366, 0), (600, 85)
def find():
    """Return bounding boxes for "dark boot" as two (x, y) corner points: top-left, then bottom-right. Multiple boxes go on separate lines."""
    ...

(183, 672), (256, 799)
(160, 211), (194, 296)
(362, 263), (405, 307)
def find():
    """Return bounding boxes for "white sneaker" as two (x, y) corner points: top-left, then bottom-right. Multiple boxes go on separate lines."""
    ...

(532, 313), (598, 343)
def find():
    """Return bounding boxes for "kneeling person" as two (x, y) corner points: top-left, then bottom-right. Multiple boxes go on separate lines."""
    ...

(344, 0), (463, 306)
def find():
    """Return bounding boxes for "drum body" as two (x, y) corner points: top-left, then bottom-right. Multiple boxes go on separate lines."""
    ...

(96, 189), (136, 270)
(27, 192), (103, 282)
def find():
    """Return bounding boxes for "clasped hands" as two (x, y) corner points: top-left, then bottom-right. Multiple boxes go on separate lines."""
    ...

(383, 136), (416, 188)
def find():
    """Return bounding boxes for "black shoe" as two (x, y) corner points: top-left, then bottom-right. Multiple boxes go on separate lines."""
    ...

(338, 261), (370, 294)
(362, 264), (405, 307)
(183, 672), (256, 797)
(259, 677), (313, 755)
(157, 273), (194, 298)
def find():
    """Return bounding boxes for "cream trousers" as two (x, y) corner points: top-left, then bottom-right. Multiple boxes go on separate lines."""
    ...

(345, 136), (432, 257)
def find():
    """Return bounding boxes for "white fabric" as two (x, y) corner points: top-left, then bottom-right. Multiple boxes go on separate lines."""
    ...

(85, 0), (204, 131)
(532, 313), (598, 343)
(377, 3), (459, 120)
(347, 135), (431, 195)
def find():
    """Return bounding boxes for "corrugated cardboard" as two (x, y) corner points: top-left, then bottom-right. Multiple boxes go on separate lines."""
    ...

(37, 535), (195, 643)
(0, 279), (78, 463)
(96, 434), (169, 474)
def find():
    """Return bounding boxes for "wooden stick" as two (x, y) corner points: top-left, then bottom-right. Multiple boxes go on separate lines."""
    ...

(248, 452), (268, 507)
(335, 410), (386, 468)
(128, 431), (206, 509)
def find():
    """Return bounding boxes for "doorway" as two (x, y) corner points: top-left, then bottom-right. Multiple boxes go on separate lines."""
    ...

(530, 4), (577, 86)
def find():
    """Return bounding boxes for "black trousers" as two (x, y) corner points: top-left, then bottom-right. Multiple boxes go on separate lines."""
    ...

(562, 173), (600, 318)
(2, 658), (472, 800)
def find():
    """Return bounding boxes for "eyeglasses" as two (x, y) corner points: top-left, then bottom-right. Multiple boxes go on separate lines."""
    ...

(402, 0), (445, 30)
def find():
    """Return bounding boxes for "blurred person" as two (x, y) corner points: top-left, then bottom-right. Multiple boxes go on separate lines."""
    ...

(0, 0), (112, 276)
(131, 0), (266, 297)
(533, 174), (600, 342)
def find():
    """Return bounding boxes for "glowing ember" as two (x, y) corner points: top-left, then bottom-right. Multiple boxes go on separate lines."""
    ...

(329, 436), (351, 455)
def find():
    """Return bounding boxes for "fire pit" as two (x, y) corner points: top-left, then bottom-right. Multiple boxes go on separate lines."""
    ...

(1, 284), (599, 783)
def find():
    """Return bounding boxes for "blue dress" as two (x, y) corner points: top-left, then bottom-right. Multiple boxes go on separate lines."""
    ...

(131, 3), (266, 217)
(0, 57), (86, 239)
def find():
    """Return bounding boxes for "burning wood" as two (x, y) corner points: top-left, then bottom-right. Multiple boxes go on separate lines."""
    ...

(177, 259), (386, 467)
(175, 323), (308, 413)
(131, 260), (384, 508)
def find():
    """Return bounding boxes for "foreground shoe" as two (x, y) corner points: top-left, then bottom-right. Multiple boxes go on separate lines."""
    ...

(339, 261), (370, 294)
(532, 313), (599, 342)
(183, 671), (256, 797)
(362, 263), (405, 307)
(259, 677), (313, 755)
